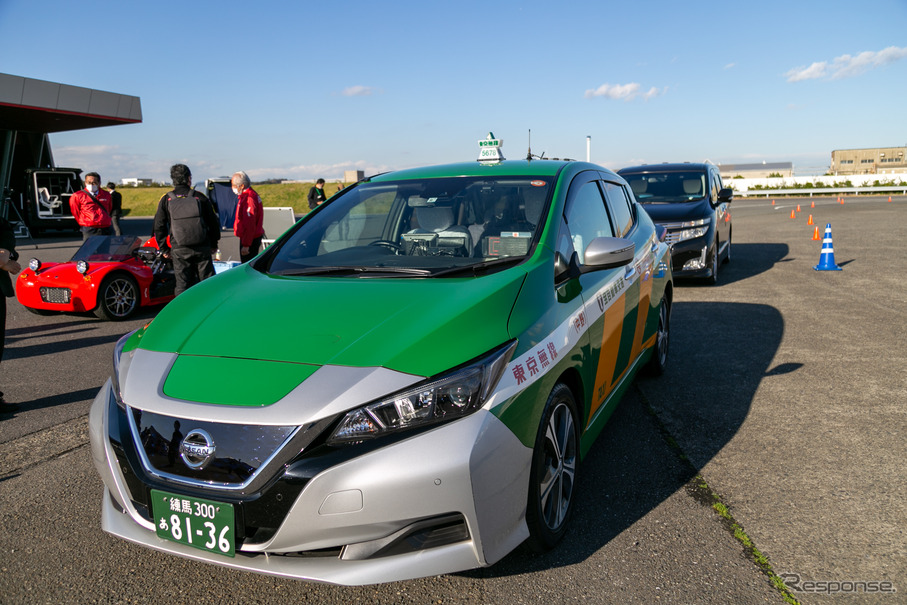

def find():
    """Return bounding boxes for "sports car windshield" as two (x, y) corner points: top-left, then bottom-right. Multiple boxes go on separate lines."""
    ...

(265, 176), (551, 277)
(623, 172), (707, 203)
(72, 235), (144, 262)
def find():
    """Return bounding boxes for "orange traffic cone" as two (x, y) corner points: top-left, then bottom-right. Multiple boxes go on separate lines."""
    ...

(839, 197), (844, 204)
(790, 209), (796, 219)
(807, 214), (814, 225)
(771, 199), (776, 206)
(796, 204), (801, 212)
(812, 226), (821, 240)
(889, 196), (893, 203)
(811, 200), (815, 208)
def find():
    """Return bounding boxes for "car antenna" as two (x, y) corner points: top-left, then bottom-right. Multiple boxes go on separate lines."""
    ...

(526, 129), (545, 160)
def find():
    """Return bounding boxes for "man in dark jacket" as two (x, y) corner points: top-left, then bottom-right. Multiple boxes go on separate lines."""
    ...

(153, 164), (221, 296)
(0, 215), (22, 413)
(107, 182), (123, 236)
(307, 178), (326, 210)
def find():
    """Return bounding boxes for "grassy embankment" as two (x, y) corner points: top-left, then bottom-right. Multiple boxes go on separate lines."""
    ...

(117, 182), (348, 217)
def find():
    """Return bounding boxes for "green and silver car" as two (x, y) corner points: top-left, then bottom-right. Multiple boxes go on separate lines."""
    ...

(90, 153), (673, 585)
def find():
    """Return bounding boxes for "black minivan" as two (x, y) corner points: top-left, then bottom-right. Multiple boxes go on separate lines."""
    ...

(618, 162), (732, 284)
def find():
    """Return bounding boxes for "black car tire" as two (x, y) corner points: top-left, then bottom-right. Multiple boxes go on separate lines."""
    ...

(94, 273), (139, 320)
(525, 383), (579, 552)
(706, 242), (719, 285)
(643, 299), (670, 376)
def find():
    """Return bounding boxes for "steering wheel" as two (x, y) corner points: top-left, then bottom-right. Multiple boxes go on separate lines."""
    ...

(369, 240), (402, 253)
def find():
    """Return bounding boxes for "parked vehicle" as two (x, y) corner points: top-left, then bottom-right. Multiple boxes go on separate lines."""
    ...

(618, 162), (732, 284)
(17, 235), (174, 320)
(90, 150), (673, 584)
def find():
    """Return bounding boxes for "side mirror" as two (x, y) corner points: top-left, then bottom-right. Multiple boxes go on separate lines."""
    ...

(582, 237), (635, 272)
(717, 188), (734, 204)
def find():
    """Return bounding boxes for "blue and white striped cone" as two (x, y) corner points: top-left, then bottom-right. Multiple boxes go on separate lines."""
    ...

(814, 223), (842, 271)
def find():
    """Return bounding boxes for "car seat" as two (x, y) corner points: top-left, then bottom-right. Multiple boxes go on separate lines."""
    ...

(406, 205), (473, 256)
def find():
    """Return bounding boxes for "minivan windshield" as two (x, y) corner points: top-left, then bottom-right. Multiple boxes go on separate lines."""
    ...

(623, 172), (707, 203)
(265, 176), (551, 277)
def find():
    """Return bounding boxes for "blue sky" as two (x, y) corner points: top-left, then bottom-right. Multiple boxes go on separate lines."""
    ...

(2, 0), (905, 184)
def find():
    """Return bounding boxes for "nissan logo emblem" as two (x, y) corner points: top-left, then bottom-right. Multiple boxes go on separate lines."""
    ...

(179, 429), (216, 470)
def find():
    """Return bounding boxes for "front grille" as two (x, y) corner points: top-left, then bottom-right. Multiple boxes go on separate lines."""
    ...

(656, 222), (684, 246)
(39, 287), (71, 304)
(129, 407), (297, 489)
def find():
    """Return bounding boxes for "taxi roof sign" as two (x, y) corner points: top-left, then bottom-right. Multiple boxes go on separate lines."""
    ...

(477, 132), (505, 163)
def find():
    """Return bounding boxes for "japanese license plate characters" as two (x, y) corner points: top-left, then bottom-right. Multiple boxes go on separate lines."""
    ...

(151, 489), (235, 557)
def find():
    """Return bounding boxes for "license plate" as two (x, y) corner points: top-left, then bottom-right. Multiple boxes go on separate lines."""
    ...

(150, 489), (235, 557)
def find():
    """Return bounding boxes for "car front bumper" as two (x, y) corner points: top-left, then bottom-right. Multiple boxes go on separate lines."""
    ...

(89, 378), (532, 585)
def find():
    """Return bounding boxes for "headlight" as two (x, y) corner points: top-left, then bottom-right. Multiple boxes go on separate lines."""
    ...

(676, 218), (710, 242)
(327, 340), (517, 445)
(28, 258), (41, 271)
(76, 260), (89, 274)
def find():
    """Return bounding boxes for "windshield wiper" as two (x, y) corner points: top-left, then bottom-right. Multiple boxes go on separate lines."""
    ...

(273, 265), (432, 277)
(430, 257), (524, 278)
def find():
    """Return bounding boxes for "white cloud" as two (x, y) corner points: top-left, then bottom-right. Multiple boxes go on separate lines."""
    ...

(724, 63), (736, 70)
(786, 45), (907, 82)
(584, 83), (665, 101)
(341, 85), (374, 97)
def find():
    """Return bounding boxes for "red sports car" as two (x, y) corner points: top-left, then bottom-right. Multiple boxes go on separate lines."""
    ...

(16, 235), (176, 320)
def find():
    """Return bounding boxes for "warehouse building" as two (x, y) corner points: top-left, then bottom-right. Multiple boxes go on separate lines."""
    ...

(831, 146), (907, 175)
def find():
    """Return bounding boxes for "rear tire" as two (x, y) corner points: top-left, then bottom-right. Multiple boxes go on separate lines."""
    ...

(525, 383), (580, 552)
(94, 274), (139, 320)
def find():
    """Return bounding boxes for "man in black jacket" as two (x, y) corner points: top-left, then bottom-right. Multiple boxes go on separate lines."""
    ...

(0, 215), (22, 413)
(153, 164), (220, 296)
(107, 182), (123, 236)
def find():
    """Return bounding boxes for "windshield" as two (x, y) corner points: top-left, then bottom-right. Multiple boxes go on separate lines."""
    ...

(264, 176), (551, 277)
(72, 235), (143, 262)
(623, 171), (707, 203)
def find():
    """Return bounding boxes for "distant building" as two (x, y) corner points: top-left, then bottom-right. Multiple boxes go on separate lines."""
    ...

(718, 162), (793, 179)
(121, 178), (153, 187)
(344, 170), (364, 183)
(831, 146), (907, 175)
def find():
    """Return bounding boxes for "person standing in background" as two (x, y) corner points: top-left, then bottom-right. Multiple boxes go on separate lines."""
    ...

(107, 182), (123, 236)
(153, 164), (220, 296)
(0, 215), (22, 413)
(69, 172), (112, 240)
(232, 171), (264, 263)
(307, 178), (326, 210)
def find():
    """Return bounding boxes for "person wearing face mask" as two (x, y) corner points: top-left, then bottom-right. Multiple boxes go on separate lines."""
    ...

(231, 171), (264, 263)
(69, 171), (113, 240)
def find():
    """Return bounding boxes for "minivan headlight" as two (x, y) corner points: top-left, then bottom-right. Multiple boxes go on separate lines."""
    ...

(327, 341), (517, 445)
(676, 218), (710, 242)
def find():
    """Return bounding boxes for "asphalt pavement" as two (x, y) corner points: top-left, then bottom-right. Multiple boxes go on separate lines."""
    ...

(0, 198), (904, 604)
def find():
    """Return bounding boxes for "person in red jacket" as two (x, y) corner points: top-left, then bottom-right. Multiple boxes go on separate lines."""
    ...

(69, 171), (113, 240)
(231, 171), (264, 263)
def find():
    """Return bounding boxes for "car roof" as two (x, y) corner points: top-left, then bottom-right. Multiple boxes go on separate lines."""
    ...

(617, 162), (714, 174)
(369, 159), (617, 182)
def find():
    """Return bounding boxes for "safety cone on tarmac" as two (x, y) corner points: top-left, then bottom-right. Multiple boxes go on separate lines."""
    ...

(796, 204), (801, 212)
(790, 209), (796, 219)
(812, 226), (821, 240)
(772, 199), (776, 206)
(807, 214), (814, 225)
(839, 197), (844, 205)
(889, 196), (893, 203)
(811, 200), (815, 208)
(814, 223), (842, 271)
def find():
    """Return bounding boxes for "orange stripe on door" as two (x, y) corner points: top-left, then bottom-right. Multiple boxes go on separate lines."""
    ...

(589, 293), (625, 424)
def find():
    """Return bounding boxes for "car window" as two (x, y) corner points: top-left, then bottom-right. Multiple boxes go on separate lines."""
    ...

(710, 171), (722, 202)
(563, 180), (613, 265)
(621, 171), (707, 203)
(601, 181), (634, 237)
(265, 176), (552, 276)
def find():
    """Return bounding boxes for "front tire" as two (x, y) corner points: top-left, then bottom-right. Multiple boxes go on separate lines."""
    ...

(94, 274), (139, 320)
(525, 383), (579, 552)
(706, 242), (719, 285)
(644, 299), (670, 376)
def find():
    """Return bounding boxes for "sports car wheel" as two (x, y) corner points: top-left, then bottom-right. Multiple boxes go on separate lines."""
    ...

(644, 299), (670, 376)
(525, 383), (579, 552)
(94, 274), (139, 320)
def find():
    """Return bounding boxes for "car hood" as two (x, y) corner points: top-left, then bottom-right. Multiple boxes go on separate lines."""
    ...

(640, 198), (713, 222)
(136, 263), (524, 380)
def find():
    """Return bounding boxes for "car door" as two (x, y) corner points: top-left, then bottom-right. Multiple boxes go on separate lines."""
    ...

(710, 169), (730, 251)
(559, 172), (634, 428)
